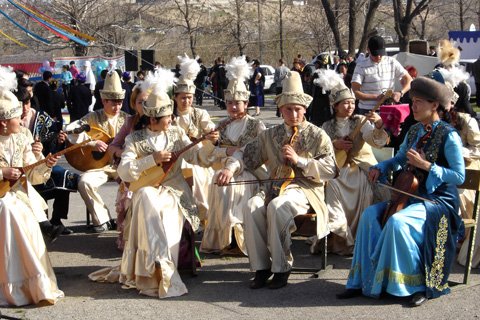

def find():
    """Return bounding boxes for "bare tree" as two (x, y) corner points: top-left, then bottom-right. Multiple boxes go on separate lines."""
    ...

(169, 0), (208, 57)
(391, 0), (432, 52)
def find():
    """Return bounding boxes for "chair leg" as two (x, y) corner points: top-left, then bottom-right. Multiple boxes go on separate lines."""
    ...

(86, 208), (90, 226)
(464, 224), (476, 285)
(292, 236), (333, 277)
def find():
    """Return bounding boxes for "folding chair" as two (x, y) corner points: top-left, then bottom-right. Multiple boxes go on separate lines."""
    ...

(291, 213), (333, 277)
(453, 169), (480, 285)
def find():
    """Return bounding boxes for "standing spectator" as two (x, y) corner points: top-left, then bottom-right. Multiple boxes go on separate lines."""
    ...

(274, 59), (289, 95)
(352, 35), (412, 114)
(121, 71), (135, 114)
(210, 57), (227, 110)
(135, 70), (145, 83)
(68, 73), (92, 122)
(308, 59), (333, 127)
(93, 69), (108, 111)
(194, 58), (208, 107)
(60, 65), (73, 101)
(274, 59), (289, 117)
(473, 55), (480, 108)
(49, 79), (65, 126)
(33, 71), (55, 117)
(249, 59), (264, 116)
(69, 61), (79, 83)
(429, 45), (437, 57)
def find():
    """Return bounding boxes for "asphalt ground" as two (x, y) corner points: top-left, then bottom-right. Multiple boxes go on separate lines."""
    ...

(1, 96), (480, 320)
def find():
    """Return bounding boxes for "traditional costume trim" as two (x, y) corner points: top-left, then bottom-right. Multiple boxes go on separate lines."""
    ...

(425, 215), (449, 292)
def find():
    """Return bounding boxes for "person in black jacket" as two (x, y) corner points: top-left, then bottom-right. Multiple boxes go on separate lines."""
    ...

(33, 71), (55, 116)
(68, 73), (92, 122)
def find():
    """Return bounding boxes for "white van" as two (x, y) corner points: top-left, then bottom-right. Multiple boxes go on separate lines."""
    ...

(260, 65), (275, 92)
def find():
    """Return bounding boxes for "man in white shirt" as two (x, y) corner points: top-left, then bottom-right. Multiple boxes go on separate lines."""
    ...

(351, 36), (412, 114)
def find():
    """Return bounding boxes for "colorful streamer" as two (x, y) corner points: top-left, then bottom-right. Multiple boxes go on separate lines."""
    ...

(16, 0), (95, 42)
(0, 28), (28, 47)
(0, 8), (50, 44)
(7, 0), (89, 47)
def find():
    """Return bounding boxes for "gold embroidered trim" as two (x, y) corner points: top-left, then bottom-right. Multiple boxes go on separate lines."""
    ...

(375, 268), (424, 286)
(425, 214), (449, 291)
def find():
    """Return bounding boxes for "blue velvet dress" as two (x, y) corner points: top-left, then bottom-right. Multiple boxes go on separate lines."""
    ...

(346, 121), (465, 299)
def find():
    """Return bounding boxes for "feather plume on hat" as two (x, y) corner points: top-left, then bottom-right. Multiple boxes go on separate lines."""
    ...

(178, 54), (200, 81)
(0, 66), (21, 120)
(314, 69), (354, 105)
(438, 39), (460, 67)
(225, 55), (251, 82)
(223, 56), (251, 102)
(0, 66), (17, 93)
(142, 68), (175, 118)
(435, 66), (469, 89)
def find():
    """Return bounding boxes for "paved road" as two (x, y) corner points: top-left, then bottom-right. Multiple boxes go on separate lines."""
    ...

(1, 97), (480, 320)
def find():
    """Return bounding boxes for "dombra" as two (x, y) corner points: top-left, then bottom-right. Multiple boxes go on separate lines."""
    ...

(0, 131), (102, 198)
(65, 126), (112, 172)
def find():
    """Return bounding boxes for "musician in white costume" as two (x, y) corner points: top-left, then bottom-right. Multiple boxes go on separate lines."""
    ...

(200, 56), (266, 255)
(0, 67), (63, 306)
(318, 69), (390, 255)
(218, 71), (337, 289)
(89, 68), (216, 298)
(65, 71), (128, 232)
(173, 54), (217, 219)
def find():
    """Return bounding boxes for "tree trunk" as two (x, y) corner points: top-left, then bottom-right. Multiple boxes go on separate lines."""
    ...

(320, 0), (343, 53)
(348, 0), (356, 55)
(358, 0), (382, 53)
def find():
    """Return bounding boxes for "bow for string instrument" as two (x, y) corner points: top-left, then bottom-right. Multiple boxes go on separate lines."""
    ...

(336, 89), (393, 168)
(264, 126), (299, 204)
(128, 115), (240, 193)
(0, 130), (103, 198)
(380, 124), (434, 227)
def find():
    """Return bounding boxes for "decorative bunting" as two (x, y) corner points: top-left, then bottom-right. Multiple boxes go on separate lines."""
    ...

(7, 0), (90, 47)
(0, 8), (50, 44)
(0, 28), (28, 47)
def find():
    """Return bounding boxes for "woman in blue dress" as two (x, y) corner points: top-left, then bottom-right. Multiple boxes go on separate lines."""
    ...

(337, 76), (465, 307)
(249, 59), (264, 116)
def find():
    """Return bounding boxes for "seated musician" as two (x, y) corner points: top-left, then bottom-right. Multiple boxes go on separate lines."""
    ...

(89, 69), (216, 298)
(200, 56), (266, 255)
(217, 71), (337, 289)
(16, 85), (79, 235)
(65, 71), (128, 233)
(318, 69), (390, 255)
(172, 54), (217, 221)
(337, 77), (465, 307)
(0, 68), (63, 306)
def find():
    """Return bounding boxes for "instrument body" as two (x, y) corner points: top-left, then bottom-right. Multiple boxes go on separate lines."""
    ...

(336, 90), (393, 168)
(128, 116), (238, 192)
(0, 133), (100, 197)
(381, 124), (432, 227)
(65, 126), (112, 172)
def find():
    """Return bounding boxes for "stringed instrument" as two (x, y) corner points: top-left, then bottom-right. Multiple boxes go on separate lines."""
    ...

(265, 126), (299, 204)
(380, 124), (433, 227)
(128, 116), (238, 193)
(336, 89), (393, 168)
(0, 131), (103, 198)
(65, 126), (113, 172)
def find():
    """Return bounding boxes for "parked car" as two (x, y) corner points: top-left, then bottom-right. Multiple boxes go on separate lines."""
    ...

(260, 64), (275, 92)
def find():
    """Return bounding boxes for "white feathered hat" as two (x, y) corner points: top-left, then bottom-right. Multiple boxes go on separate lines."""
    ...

(314, 69), (355, 106)
(0, 66), (21, 120)
(141, 68), (176, 118)
(224, 56), (251, 101)
(275, 71), (313, 108)
(174, 54), (200, 94)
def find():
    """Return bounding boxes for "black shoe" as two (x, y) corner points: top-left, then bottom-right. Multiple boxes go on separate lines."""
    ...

(51, 221), (74, 235)
(44, 224), (65, 243)
(336, 288), (363, 299)
(250, 269), (273, 289)
(62, 227), (74, 235)
(92, 223), (108, 233)
(408, 292), (428, 307)
(108, 219), (117, 230)
(269, 271), (291, 289)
